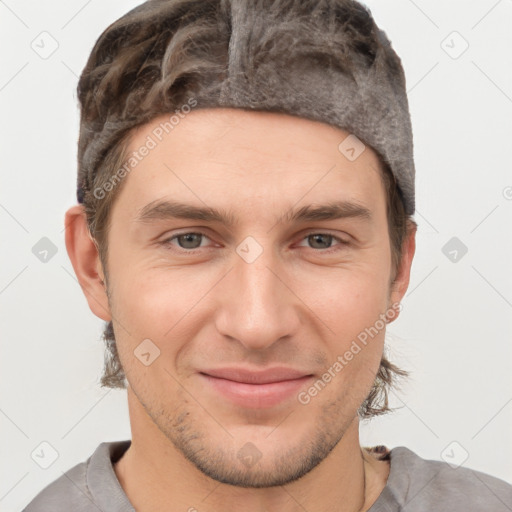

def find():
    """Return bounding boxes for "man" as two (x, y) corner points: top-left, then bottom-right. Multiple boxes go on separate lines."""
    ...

(23, 0), (512, 510)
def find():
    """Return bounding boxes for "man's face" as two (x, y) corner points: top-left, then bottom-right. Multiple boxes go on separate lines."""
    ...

(94, 108), (410, 486)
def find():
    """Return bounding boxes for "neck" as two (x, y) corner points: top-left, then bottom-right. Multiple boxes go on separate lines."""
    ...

(114, 388), (389, 512)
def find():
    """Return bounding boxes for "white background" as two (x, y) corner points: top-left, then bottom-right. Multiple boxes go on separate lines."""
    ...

(1, 0), (511, 510)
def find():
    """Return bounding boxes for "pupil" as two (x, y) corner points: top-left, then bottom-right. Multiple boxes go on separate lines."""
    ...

(179, 233), (201, 248)
(310, 234), (331, 249)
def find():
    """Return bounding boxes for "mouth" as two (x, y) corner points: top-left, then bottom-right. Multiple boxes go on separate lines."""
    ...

(198, 367), (314, 408)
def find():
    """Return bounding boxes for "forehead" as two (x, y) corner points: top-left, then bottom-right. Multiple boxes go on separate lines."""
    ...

(114, 108), (386, 223)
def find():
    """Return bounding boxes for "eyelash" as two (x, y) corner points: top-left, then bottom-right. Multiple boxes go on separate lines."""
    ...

(160, 231), (350, 254)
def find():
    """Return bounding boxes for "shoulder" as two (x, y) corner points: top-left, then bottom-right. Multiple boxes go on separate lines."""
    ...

(22, 440), (132, 512)
(22, 457), (91, 511)
(376, 445), (512, 511)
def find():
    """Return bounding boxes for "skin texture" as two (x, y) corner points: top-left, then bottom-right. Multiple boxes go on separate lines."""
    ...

(65, 108), (416, 512)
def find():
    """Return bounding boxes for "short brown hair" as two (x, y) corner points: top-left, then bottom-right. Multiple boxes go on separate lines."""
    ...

(76, 0), (417, 418)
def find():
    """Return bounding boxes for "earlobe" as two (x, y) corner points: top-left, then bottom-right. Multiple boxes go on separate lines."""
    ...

(64, 205), (112, 322)
(388, 222), (417, 323)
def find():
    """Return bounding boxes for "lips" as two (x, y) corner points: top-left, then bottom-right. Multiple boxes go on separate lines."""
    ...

(199, 367), (311, 384)
(197, 367), (314, 408)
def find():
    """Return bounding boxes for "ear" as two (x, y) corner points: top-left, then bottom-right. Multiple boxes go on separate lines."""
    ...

(387, 221), (417, 323)
(64, 205), (112, 322)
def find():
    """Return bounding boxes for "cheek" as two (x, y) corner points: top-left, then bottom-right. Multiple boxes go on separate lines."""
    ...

(299, 262), (391, 340)
(110, 263), (215, 344)
(295, 262), (390, 399)
(108, 269), (208, 392)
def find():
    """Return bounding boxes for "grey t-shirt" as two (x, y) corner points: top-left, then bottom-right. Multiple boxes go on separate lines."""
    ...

(22, 440), (512, 511)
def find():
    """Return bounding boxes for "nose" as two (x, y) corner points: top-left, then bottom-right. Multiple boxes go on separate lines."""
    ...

(214, 240), (301, 351)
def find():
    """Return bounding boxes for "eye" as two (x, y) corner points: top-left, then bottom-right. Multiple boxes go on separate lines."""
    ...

(162, 232), (213, 251)
(297, 233), (349, 252)
(160, 231), (350, 254)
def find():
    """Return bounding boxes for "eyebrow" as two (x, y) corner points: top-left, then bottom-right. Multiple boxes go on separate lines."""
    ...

(134, 199), (372, 226)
